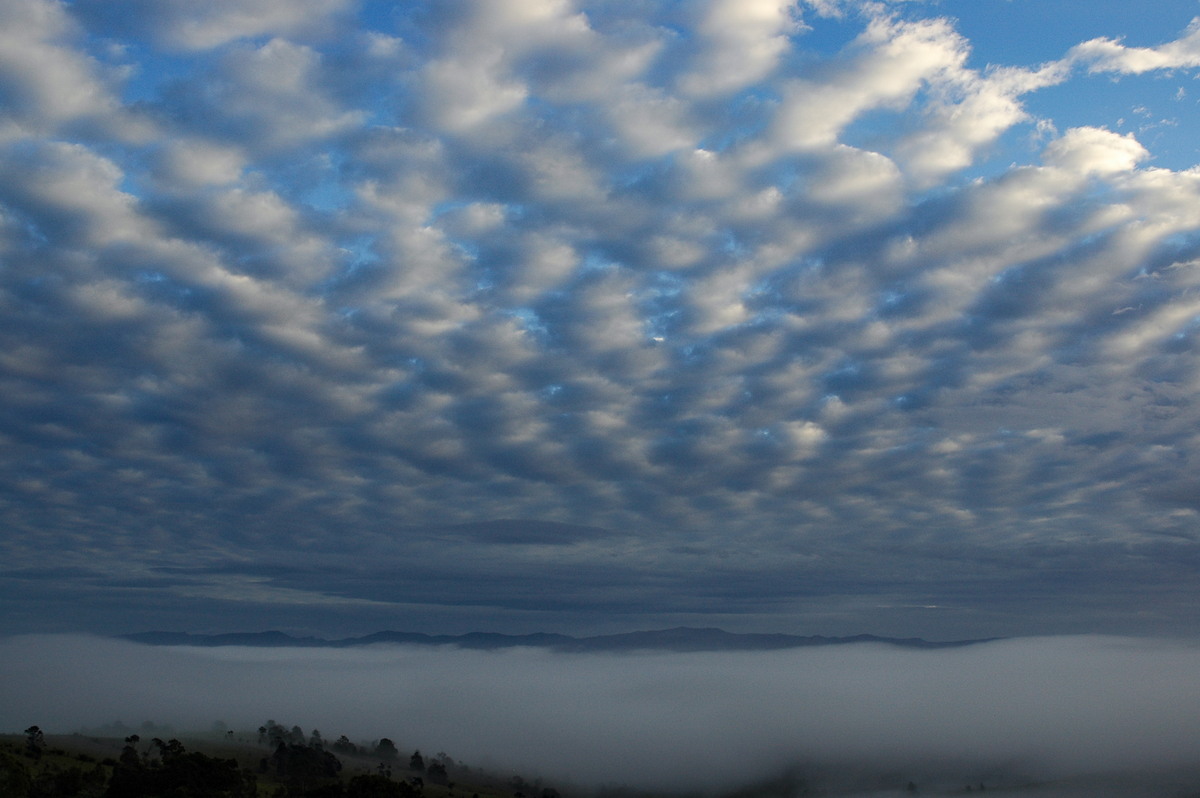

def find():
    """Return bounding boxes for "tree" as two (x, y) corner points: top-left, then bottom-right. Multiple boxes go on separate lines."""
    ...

(375, 738), (399, 761)
(261, 719), (287, 748)
(31, 763), (105, 797)
(155, 737), (187, 762)
(23, 726), (44, 761)
(119, 737), (141, 770)
(332, 735), (359, 756)
(107, 738), (256, 798)
(271, 741), (343, 792)
(409, 750), (425, 772)
(426, 762), (448, 785)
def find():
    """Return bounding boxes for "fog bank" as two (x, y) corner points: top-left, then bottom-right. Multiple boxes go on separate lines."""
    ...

(2, 635), (1199, 792)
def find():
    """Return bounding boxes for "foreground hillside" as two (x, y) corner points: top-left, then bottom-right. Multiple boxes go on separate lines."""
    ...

(7, 722), (1199, 798)
(0, 722), (566, 798)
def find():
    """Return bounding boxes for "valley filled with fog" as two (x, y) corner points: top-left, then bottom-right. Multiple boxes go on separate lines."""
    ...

(3, 634), (1199, 796)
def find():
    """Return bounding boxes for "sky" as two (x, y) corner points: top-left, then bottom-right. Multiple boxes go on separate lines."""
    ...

(3, 0), (1200, 639)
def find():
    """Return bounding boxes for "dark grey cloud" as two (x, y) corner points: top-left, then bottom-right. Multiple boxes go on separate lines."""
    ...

(1, 0), (1200, 638)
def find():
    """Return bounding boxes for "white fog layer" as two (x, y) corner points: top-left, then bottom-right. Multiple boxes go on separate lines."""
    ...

(2, 635), (1199, 794)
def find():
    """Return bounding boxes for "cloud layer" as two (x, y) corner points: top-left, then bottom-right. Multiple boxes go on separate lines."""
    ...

(1, 0), (1200, 636)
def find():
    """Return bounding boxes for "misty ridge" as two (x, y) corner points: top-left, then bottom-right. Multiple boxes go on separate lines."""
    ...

(118, 626), (998, 652)
(4, 634), (1200, 797)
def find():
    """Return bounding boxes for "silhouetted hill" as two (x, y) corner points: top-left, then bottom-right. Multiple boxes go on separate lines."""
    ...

(121, 626), (998, 651)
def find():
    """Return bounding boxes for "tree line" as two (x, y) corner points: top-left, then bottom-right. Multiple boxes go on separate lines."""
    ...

(0, 720), (528, 798)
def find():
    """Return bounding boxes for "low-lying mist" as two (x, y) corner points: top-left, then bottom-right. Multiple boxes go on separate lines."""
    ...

(2, 635), (1199, 795)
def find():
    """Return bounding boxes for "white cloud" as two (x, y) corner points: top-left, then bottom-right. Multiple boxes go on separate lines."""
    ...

(767, 15), (969, 153)
(896, 62), (1069, 184)
(677, 0), (803, 97)
(152, 139), (246, 187)
(419, 51), (529, 134)
(806, 145), (904, 210)
(1071, 17), (1200, 74)
(603, 84), (696, 158)
(1042, 127), (1149, 176)
(413, 0), (595, 134)
(191, 38), (367, 149)
(0, 0), (143, 142)
(0, 141), (149, 246)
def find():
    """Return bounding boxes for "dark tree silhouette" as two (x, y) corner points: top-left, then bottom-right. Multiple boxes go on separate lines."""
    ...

(261, 719), (287, 748)
(271, 741), (343, 792)
(426, 761), (448, 785)
(106, 738), (256, 798)
(118, 738), (141, 770)
(409, 750), (425, 772)
(333, 735), (360, 756)
(375, 738), (399, 761)
(23, 726), (44, 761)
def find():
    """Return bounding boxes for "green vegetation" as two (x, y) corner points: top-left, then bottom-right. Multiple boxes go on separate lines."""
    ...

(0, 721), (559, 798)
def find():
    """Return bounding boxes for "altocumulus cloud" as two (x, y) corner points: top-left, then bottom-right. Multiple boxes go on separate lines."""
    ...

(3, 636), (1200, 795)
(0, 0), (1199, 637)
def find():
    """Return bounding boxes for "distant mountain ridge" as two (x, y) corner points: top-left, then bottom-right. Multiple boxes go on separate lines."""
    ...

(121, 626), (998, 651)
